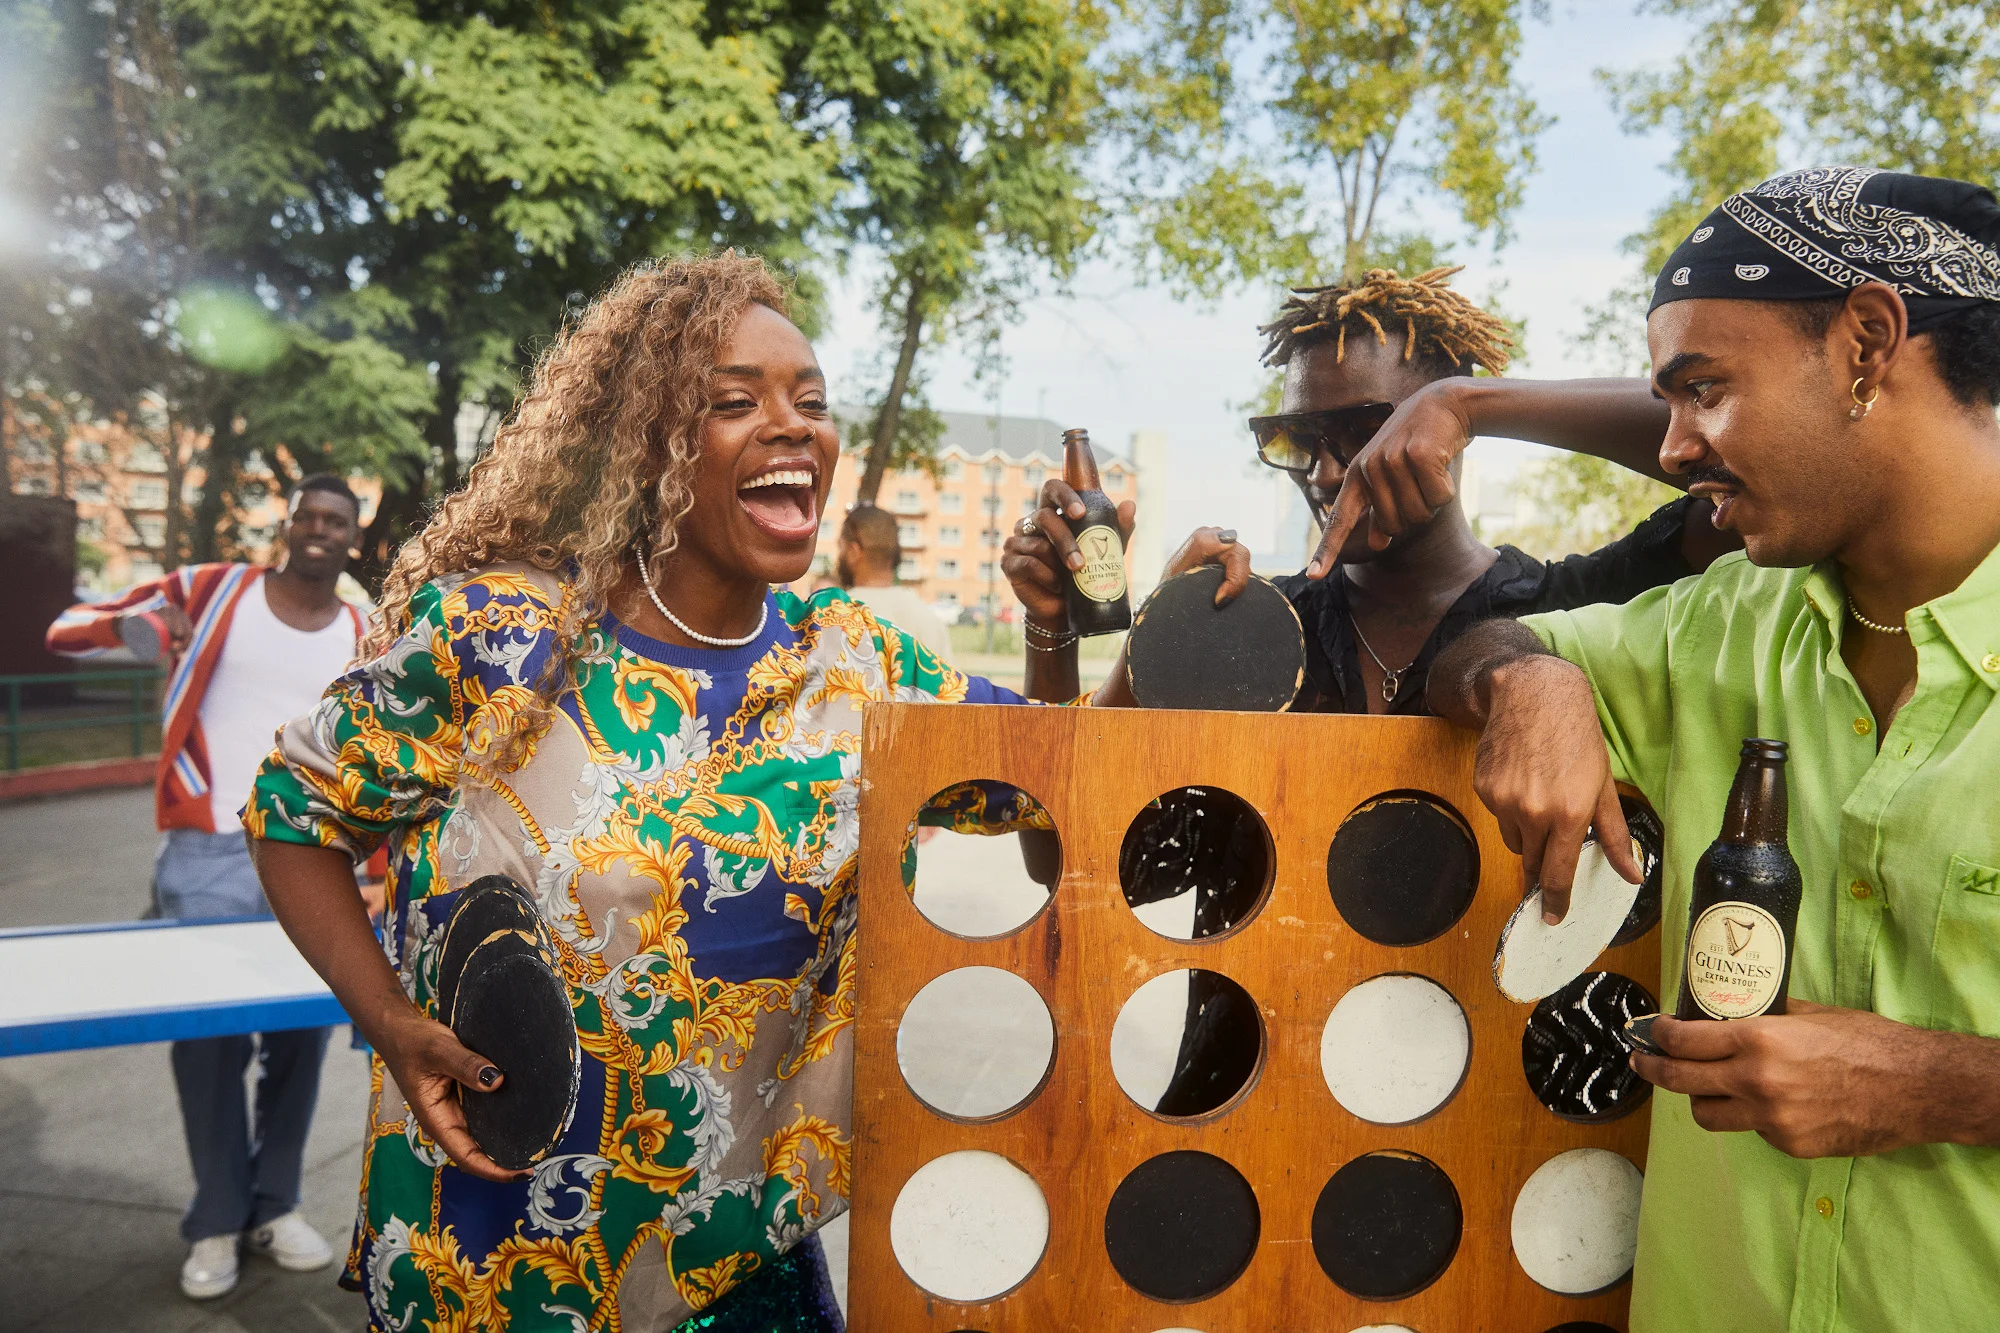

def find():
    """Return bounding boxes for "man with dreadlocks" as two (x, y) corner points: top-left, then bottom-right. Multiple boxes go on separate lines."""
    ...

(1003, 265), (1737, 1116)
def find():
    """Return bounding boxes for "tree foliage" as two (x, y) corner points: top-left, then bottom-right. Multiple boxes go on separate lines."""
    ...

(826, 0), (1104, 503)
(1607, 0), (2000, 269)
(1104, 0), (1551, 296)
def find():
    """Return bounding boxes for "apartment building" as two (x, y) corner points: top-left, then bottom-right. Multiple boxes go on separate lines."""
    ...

(809, 410), (1140, 619)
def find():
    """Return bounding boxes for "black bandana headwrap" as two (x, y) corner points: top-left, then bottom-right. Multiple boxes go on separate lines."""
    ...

(1650, 167), (2000, 332)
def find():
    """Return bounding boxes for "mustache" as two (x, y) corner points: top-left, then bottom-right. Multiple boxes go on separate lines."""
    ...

(1683, 465), (1744, 490)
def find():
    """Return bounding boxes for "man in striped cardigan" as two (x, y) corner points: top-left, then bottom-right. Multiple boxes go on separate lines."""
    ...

(46, 475), (370, 1299)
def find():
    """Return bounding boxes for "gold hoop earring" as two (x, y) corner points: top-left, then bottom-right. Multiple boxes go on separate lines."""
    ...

(1849, 377), (1880, 421)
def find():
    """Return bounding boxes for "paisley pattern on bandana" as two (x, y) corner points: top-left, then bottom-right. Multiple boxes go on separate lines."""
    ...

(1723, 165), (2000, 300)
(248, 565), (1046, 1331)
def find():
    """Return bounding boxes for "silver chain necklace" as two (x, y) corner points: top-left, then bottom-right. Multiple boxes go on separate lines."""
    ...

(1845, 594), (1908, 637)
(1350, 616), (1414, 704)
(633, 539), (767, 648)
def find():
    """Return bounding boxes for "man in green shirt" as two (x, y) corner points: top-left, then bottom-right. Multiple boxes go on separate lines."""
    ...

(1415, 168), (2000, 1330)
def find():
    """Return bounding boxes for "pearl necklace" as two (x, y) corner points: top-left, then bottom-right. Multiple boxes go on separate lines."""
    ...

(634, 539), (768, 648)
(1845, 594), (1907, 637)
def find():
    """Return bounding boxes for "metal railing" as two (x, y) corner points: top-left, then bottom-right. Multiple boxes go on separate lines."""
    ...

(2, 668), (164, 771)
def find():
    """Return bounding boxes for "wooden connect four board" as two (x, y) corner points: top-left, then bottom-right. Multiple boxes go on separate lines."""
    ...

(851, 703), (1662, 1332)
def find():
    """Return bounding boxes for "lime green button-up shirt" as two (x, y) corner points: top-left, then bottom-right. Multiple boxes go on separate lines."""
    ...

(1526, 544), (2000, 1333)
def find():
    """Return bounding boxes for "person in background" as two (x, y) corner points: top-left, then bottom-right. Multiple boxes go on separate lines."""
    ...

(45, 474), (372, 1299)
(837, 501), (955, 664)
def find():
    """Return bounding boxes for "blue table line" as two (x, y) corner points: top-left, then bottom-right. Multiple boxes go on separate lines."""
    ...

(0, 993), (351, 1057)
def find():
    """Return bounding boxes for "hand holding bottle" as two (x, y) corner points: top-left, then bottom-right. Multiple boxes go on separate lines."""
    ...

(1629, 1000), (2000, 1158)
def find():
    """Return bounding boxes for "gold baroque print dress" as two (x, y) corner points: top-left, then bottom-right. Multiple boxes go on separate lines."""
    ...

(246, 566), (1044, 1331)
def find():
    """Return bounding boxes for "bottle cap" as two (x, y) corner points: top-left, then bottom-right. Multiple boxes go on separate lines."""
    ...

(1740, 738), (1788, 762)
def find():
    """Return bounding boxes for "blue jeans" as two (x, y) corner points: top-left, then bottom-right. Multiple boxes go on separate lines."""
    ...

(154, 829), (332, 1242)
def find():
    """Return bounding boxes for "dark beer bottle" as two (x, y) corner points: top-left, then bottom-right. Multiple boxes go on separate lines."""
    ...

(1060, 427), (1132, 637)
(1675, 738), (1803, 1021)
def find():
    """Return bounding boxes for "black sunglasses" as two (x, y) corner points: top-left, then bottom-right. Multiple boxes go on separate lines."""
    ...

(1248, 402), (1396, 474)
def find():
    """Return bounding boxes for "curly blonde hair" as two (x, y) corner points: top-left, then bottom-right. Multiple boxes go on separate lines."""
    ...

(366, 252), (789, 769)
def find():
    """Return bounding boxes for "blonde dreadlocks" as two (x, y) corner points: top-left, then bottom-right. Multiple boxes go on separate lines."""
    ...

(1258, 266), (1514, 376)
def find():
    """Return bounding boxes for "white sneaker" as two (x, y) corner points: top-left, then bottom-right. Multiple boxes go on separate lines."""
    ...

(244, 1211), (334, 1272)
(180, 1234), (240, 1300)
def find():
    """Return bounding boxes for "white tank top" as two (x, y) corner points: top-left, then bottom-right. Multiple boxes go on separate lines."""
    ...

(199, 578), (357, 830)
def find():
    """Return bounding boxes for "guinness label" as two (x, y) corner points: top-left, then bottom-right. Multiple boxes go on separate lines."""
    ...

(1072, 525), (1127, 603)
(1685, 901), (1786, 1019)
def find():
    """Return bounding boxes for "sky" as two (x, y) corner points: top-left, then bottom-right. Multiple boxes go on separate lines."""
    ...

(812, 2), (1699, 566)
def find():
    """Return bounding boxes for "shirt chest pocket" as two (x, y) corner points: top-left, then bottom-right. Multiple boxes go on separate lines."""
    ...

(1927, 853), (2000, 1037)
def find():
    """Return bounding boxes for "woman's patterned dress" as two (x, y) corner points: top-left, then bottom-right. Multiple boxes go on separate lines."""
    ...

(247, 566), (1041, 1331)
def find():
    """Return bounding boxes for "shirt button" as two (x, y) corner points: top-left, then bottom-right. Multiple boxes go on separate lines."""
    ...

(1853, 717), (1872, 735)
(1816, 1196), (1835, 1219)
(1985, 653), (2000, 674)
(1849, 880), (1872, 900)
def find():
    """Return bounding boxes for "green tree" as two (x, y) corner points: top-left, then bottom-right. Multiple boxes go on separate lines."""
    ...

(1, 0), (435, 566)
(1607, 1), (2000, 269)
(171, 0), (842, 583)
(1105, 0), (1551, 297)
(821, 0), (1103, 505)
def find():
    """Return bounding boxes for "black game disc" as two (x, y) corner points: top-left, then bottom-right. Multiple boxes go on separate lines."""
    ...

(1311, 1150), (1462, 1300)
(454, 949), (581, 1171)
(1127, 566), (1305, 712)
(1104, 1150), (1260, 1302)
(1327, 792), (1480, 946)
(1522, 971), (1657, 1123)
(435, 874), (547, 1023)
(1609, 795), (1666, 947)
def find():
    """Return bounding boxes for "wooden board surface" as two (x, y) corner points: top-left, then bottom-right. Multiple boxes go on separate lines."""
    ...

(852, 703), (1661, 1333)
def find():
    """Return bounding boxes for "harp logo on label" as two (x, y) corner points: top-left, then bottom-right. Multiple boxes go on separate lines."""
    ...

(1686, 901), (1786, 1019)
(1692, 226), (1714, 242)
(1735, 264), (1771, 281)
(1671, 267), (1692, 286)
(1073, 525), (1127, 603)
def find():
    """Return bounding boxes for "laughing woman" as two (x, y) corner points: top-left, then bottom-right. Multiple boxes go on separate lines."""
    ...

(246, 255), (1057, 1331)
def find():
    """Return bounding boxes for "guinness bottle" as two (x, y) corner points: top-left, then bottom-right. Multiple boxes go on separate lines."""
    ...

(1060, 427), (1132, 637)
(1675, 738), (1803, 1021)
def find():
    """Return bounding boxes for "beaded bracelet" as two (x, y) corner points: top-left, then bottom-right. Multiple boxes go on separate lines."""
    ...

(1025, 632), (1079, 652)
(1023, 619), (1073, 643)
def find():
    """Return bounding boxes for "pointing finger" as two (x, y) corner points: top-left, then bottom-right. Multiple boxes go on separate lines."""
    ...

(1305, 475), (1367, 579)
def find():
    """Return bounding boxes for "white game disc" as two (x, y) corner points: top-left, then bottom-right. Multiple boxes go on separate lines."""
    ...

(890, 1150), (1049, 1302)
(1493, 837), (1645, 1002)
(1320, 974), (1470, 1125)
(1510, 1148), (1643, 1294)
(897, 966), (1055, 1119)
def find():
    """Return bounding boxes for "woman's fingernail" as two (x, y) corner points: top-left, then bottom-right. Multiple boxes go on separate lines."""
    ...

(1069, 504), (1084, 518)
(478, 1066), (500, 1088)
(1542, 908), (1561, 926)
(1217, 529), (1237, 543)
(1068, 554), (1083, 570)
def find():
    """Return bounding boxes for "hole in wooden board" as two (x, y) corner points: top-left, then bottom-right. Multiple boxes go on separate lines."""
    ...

(1511, 1149), (1643, 1295)
(1521, 971), (1656, 1123)
(1321, 974), (1470, 1125)
(1312, 1150), (1462, 1300)
(890, 1150), (1049, 1303)
(897, 966), (1055, 1121)
(1118, 786), (1273, 941)
(1609, 795), (1666, 946)
(904, 781), (1058, 939)
(1104, 1150), (1260, 1303)
(1327, 791), (1479, 946)
(1111, 969), (1262, 1119)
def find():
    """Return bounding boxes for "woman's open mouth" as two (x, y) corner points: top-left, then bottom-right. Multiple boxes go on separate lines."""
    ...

(738, 467), (820, 542)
